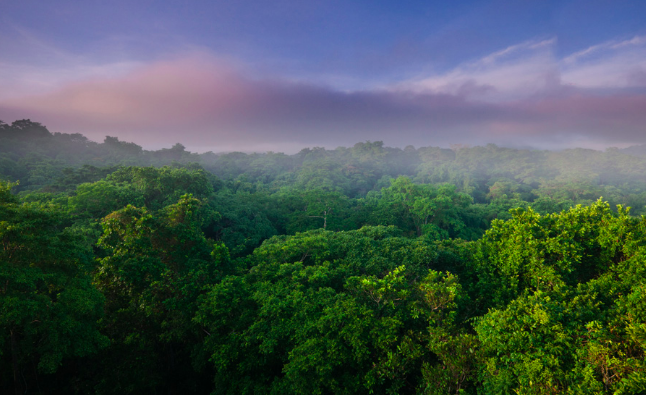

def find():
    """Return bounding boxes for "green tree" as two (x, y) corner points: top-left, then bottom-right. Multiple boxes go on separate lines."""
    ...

(68, 180), (144, 219)
(375, 176), (473, 239)
(278, 188), (354, 233)
(473, 200), (646, 394)
(196, 227), (476, 394)
(105, 166), (214, 210)
(0, 181), (107, 394)
(93, 195), (225, 394)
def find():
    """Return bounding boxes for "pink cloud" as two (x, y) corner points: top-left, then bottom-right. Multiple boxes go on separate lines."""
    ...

(1, 53), (646, 152)
(6, 55), (250, 122)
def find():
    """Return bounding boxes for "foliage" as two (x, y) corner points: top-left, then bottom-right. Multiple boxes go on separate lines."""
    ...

(91, 195), (225, 394)
(4, 119), (646, 394)
(195, 227), (479, 394)
(0, 181), (107, 394)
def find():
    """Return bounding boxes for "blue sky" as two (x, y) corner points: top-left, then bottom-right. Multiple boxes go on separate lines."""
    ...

(1, 0), (646, 152)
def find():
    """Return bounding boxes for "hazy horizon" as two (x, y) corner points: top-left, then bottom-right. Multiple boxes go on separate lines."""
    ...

(2, 1), (646, 152)
(6, 118), (644, 156)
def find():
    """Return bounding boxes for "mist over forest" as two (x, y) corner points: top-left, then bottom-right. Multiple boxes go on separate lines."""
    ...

(3, 118), (646, 394)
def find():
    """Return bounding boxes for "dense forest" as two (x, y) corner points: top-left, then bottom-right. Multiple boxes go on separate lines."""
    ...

(2, 119), (646, 394)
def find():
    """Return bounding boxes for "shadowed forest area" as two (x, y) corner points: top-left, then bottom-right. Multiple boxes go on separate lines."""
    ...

(3, 119), (646, 394)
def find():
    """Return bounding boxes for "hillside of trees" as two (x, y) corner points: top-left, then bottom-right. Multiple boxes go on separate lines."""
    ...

(2, 119), (646, 394)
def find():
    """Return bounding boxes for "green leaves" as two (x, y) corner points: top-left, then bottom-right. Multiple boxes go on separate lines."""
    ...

(6, 131), (646, 394)
(93, 194), (225, 394)
(68, 180), (144, 219)
(470, 201), (646, 394)
(375, 176), (474, 239)
(194, 226), (483, 394)
(0, 186), (106, 392)
(471, 201), (634, 311)
(0, 180), (18, 203)
(106, 166), (215, 210)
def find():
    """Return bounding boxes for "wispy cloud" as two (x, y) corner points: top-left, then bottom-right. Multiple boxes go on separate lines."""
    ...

(563, 35), (646, 64)
(401, 35), (646, 99)
(395, 39), (560, 101)
(561, 35), (646, 89)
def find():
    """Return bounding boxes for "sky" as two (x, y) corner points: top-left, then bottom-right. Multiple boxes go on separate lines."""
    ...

(1, 0), (646, 153)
